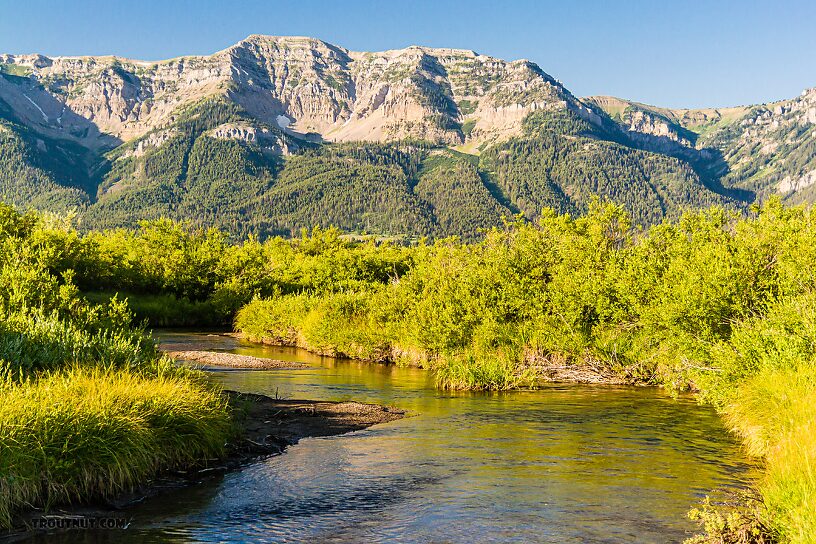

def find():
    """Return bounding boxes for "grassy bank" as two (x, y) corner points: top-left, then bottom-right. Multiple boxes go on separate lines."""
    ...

(0, 205), (234, 528)
(696, 294), (816, 542)
(0, 365), (231, 528)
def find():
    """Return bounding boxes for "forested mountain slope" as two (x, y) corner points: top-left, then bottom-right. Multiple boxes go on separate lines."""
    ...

(0, 36), (812, 237)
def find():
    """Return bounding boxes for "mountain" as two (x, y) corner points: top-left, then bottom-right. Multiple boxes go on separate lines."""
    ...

(0, 35), (811, 238)
(585, 90), (816, 203)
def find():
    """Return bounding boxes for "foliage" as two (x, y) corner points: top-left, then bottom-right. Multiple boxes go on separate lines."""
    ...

(0, 99), (91, 212)
(479, 128), (735, 226)
(0, 203), (233, 527)
(686, 495), (773, 544)
(228, 199), (815, 541)
(0, 95), (744, 239)
(1, 198), (816, 539)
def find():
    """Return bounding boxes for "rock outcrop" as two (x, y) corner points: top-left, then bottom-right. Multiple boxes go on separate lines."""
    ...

(0, 35), (585, 150)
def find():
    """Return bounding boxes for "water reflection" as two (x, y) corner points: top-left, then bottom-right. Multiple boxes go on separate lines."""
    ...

(21, 332), (753, 543)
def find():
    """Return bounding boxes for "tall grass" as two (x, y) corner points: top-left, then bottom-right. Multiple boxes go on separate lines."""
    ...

(720, 368), (816, 543)
(693, 294), (816, 543)
(0, 365), (233, 528)
(0, 309), (157, 374)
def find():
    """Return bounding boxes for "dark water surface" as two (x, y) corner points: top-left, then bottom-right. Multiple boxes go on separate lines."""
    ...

(30, 332), (753, 543)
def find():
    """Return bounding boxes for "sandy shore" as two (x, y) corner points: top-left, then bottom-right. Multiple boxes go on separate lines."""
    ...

(166, 349), (308, 369)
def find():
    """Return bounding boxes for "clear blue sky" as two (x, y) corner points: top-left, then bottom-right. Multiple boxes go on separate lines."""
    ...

(1, 0), (813, 109)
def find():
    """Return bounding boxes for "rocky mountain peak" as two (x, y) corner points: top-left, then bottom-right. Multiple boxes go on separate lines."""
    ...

(0, 35), (584, 151)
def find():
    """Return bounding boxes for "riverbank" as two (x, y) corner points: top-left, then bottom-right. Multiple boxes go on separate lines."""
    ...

(167, 350), (309, 369)
(233, 331), (643, 387)
(8, 389), (405, 539)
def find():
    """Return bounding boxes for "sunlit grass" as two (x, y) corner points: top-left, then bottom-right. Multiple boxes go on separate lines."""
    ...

(723, 367), (816, 543)
(434, 350), (538, 391)
(0, 365), (233, 528)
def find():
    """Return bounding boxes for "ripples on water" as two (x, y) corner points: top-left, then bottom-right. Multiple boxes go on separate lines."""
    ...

(22, 332), (753, 543)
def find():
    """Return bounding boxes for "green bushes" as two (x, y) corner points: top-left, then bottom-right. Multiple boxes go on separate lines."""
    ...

(3, 197), (816, 539)
(0, 203), (234, 527)
(84, 291), (227, 328)
(68, 221), (415, 328)
(79, 219), (228, 301)
(232, 202), (772, 387)
(0, 308), (156, 373)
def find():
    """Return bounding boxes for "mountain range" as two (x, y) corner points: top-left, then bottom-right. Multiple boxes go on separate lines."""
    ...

(1, 35), (814, 238)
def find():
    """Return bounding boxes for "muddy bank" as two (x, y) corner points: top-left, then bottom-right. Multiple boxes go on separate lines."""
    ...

(166, 349), (308, 369)
(230, 391), (406, 453)
(9, 392), (406, 539)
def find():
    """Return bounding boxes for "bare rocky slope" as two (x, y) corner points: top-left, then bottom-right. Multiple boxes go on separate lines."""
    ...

(0, 35), (812, 237)
(0, 35), (589, 150)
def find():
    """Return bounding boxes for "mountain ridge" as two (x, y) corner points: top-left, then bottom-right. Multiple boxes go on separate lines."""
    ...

(0, 35), (599, 149)
(0, 35), (813, 238)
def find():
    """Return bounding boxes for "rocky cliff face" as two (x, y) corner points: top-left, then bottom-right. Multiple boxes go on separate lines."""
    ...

(704, 88), (816, 198)
(585, 96), (695, 150)
(0, 35), (586, 152)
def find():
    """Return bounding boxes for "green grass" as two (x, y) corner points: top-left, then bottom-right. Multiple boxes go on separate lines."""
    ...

(0, 365), (233, 528)
(433, 350), (537, 390)
(720, 369), (816, 543)
(687, 292), (816, 542)
(0, 64), (33, 78)
(687, 366), (816, 543)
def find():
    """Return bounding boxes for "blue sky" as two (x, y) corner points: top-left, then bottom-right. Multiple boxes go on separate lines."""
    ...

(1, 0), (814, 108)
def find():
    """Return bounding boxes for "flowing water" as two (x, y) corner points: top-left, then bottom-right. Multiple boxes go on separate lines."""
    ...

(28, 332), (754, 543)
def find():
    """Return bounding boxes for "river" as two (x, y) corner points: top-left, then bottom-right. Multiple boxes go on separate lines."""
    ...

(32, 332), (754, 543)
